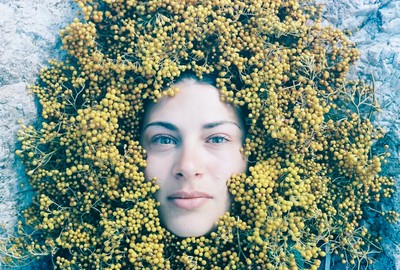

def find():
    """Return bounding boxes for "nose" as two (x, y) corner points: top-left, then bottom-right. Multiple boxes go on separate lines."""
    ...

(172, 142), (203, 180)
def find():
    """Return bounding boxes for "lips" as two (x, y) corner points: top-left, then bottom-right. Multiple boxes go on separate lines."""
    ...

(167, 191), (213, 210)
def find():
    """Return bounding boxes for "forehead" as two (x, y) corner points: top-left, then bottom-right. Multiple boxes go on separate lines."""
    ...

(143, 79), (241, 124)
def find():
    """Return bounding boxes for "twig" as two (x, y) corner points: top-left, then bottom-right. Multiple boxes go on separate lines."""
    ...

(325, 243), (331, 270)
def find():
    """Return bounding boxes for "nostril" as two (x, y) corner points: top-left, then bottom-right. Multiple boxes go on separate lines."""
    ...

(175, 172), (184, 178)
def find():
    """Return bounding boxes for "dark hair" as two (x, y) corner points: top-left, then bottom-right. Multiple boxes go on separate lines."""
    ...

(173, 70), (217, 87)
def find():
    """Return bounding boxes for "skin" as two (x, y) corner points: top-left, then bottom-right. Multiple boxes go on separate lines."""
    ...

(141, 78), (247, 237)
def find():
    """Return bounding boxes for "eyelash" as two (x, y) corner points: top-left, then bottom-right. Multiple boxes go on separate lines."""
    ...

(151, 135), (177, 145)
(206, 135), (229, 144)
(150, 134), (230, 145)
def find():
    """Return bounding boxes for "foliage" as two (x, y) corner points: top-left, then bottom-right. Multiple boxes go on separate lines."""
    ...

(1, 0), (398, 269)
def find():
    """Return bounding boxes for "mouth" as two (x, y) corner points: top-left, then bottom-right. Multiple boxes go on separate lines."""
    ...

(167, 191), (213, 210)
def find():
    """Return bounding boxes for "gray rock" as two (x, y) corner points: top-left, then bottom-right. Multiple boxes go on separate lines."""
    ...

(0, 1), (77, 269)
(0, 1), (77, 86)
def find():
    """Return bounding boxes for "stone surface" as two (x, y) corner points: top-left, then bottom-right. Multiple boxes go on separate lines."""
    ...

(0, 1), (77, 269)
(0, 82), (37, 228)
(0, 1), (77, 86)
(0, 0), (399, 269)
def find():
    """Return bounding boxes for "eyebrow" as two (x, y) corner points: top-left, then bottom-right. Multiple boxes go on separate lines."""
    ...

(202, 121), (242, 130)
(142, 121), (178, 132)
(142, 120), (241, 132)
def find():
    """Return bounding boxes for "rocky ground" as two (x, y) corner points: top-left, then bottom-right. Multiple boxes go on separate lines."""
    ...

(1, 0), (399, 269)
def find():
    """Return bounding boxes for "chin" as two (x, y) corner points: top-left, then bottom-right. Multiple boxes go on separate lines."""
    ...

(166, 221), (215, 238)
(170, 227), (211, 238)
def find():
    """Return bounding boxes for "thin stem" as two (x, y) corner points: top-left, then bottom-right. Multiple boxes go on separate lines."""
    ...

(325, 244), (331, 270)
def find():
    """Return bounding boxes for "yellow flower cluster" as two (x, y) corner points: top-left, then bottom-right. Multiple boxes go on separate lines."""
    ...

(1, 0), (397, 269)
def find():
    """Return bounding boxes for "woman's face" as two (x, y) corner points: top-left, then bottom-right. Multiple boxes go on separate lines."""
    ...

(141, 79), (247, 237)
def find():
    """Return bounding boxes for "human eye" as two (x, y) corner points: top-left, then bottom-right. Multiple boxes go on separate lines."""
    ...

(151, 134), (177, 145)
(206, 134), (230, 144)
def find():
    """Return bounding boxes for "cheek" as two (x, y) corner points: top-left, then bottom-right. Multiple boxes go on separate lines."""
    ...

(144, 155), (165, 180)
(238, 156), (248, 173)
(144, 156), (168, 201)
(236, 146), (248, 172)
(143, 154), (175, 193)
(211, 160), (246, 186)
(218, 150), (248, 175)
